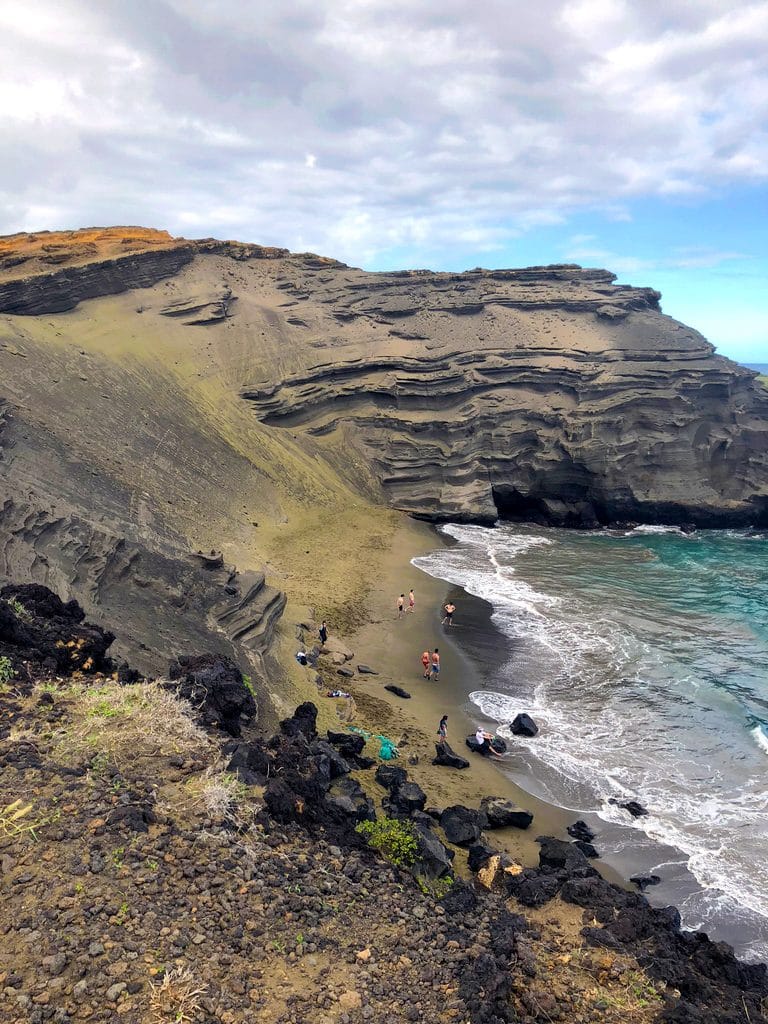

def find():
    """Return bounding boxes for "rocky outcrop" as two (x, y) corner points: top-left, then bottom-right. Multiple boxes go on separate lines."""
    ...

(0, 582), (115, 678)
(166, 652), (256, 737)
(0, 231), (196, 314)
(0, 494), (285, 679)
(236, 262), (768, 527)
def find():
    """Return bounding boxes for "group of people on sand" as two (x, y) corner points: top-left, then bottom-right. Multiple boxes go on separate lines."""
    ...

(396, 589), (416, 618)
(396, 591), (455, 627)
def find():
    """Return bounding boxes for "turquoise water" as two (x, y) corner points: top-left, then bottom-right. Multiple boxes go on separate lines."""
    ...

(414, 524), (768, 960)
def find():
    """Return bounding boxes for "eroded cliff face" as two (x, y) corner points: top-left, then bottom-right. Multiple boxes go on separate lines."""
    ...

(0, 399), (285, 679)
(0, 227), (767, 674)
(234, 259), (768, 527)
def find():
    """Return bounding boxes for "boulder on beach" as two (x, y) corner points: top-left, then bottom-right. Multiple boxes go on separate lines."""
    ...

(630, 873), (662, 890)
(467, 841), (496, 872)
(413, 824), (454, 880)
(384, 684), (411, 699)
(432, 741), (470, 770)
(567, 819), (596, 843)
(610, 798), (649, 818)
(573, 840), (599, 859)
(480, 796), (533, 830)
(375, 764), (408, 792)
(385, 781), (427, 817)
(510, 713), (538, 737)
(440, 805), (483, 846)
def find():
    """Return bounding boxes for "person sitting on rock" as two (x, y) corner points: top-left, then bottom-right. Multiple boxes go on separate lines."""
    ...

(295, 649), (308, 666)
(475, 726), (503, 757)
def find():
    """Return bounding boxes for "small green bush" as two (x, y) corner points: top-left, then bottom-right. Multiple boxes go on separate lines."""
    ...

(242, 674), (256, 699)
(418, 874), (455, 899)
(0, 656), (15, 686)
(355, 817), (418, 869)
(6, 598), (29, 620)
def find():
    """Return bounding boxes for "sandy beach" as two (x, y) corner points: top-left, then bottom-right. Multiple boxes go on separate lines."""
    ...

(276, 516), (626, 885)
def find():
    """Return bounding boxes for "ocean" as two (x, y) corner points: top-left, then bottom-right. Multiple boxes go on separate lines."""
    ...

(414, 523), (768, 962)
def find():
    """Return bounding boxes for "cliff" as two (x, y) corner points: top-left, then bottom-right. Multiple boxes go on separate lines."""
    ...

(0, 226), (767, 676)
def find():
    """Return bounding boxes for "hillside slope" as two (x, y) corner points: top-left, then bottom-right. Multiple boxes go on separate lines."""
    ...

(1, 227), (767, 679)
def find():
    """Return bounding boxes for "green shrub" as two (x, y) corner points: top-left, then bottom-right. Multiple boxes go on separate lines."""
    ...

(355, 817), (418, 869)
(6, 598), (29, 620)
(418, 874), (455, 899)
(0, 656), (15, 686)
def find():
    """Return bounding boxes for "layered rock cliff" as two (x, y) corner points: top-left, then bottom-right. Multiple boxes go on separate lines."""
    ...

(1, 226), (767, 675)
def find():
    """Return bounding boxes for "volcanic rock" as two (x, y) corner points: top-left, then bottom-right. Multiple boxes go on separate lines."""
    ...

(166, 653), (256, 737)
(630, 873), (662, 890)
(385, 781), (427, 816)
(480, 796), (534, 830)
(510, 713), (538, 736)
(610, 798), (649, 818)
(567, 819), (596, 843)
(413, 824), (454, 880)
(467, 841), (496, 872)
(384, 684), (411, 698)
(375, 764), (408, 791)
(573, 840), (600, 859)
(432, 740), (470, 769)
(440, 805), (484, 846)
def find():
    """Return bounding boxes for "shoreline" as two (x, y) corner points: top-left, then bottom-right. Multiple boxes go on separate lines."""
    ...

(317, 518), (627, 883)
(302, 516), (767, 963)
(400, 520), (768, 963)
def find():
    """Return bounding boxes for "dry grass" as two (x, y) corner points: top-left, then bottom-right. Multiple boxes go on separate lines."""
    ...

(147, 966), (207, 1024)
(42, 679), (216, 769)
(186, 763), (255, 828)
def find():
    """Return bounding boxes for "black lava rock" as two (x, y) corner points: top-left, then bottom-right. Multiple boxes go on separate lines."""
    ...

(480, 796), (533, 830)
(384, 685), (411, 699)
(510, 713), (538, 736)
(432, 741), (470, 769)
(166, 653), (255, 737)
(440, 805), (483, 846)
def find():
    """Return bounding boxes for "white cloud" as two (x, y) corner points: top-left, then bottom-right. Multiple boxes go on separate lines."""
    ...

(0, 0), (765, 265)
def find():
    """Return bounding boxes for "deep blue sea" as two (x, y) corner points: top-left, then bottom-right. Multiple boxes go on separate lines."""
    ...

(415, 524), (768, 961)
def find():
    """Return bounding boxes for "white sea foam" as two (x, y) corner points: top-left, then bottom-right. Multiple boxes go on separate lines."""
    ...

(631, 524), (684, 535)
(415, 521), (768, 960)
(751, 724), (768, 755)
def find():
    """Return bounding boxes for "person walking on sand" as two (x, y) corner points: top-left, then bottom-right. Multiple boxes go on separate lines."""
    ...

(397, 594), (405, 618)
(437, 715), (448, 741)
(420, 649), (430, 678)
(442, 601), (455, 626)
(429, 648), (440, 680)
(319, 620), (328, 646)
(407, 588), (415, 614)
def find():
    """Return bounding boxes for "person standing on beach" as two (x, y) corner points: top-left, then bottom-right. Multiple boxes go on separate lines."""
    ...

(318, 620), (328, 646)
(407, 589), (415, 614)
(420, 649), (430, 678)
(437, 715), (448, 741)
(430, 648), (440, 680)
(397, 594), (405, 618)
(442, 601), (455, 626)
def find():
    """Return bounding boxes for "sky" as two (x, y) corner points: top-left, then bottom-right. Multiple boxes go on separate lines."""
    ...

(0, 0), (766, 362)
